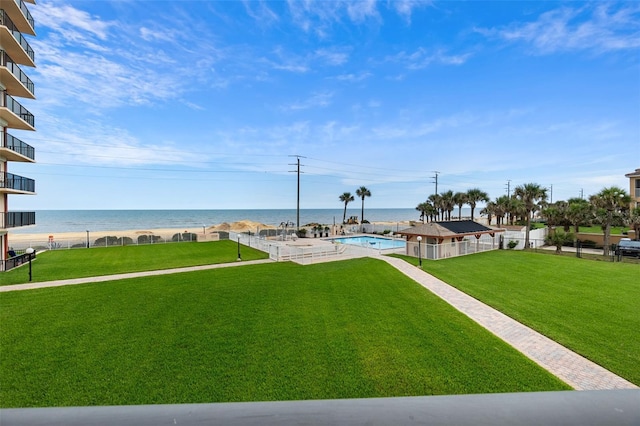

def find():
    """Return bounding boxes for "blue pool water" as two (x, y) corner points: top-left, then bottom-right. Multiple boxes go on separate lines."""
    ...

(331, 236), (406, 250)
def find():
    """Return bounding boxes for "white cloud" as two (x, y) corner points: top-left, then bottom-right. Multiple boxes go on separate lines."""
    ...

(385, 47), (472, 69)
(476, 3), (640, 54)
(281, 91), (334, 111)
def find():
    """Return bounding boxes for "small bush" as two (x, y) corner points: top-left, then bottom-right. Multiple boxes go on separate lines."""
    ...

(172, 233), (197, 242)
(507, 240), (519, 249)
(137, 235), (162, 244)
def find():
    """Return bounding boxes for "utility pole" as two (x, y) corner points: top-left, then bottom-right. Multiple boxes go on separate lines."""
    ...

(289, 155), (305, 232)
(431, 171), (440, 195)
(580, 188), (584, 199)
(549, 184), (553, 204)
(506, 180), (511, 197)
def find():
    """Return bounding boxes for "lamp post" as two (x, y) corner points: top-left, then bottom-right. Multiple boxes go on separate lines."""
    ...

(86, 230), (90, 248)
(237, 235), (242, 261)
(25, 247), (34, 281)
(417, 236), (422, 268)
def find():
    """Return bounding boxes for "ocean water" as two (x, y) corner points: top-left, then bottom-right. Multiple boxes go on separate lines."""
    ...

(8, 208), (467, 234)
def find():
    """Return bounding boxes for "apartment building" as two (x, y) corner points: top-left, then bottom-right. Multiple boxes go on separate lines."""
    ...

(0, 0), (36, 271)
(626, 168), (640, 209)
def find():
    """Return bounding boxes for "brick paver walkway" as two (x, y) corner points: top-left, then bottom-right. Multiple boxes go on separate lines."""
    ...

(380, 255), (638, 391)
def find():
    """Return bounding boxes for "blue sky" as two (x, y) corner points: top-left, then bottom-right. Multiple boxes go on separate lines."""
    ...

(9, 0), (640, 210)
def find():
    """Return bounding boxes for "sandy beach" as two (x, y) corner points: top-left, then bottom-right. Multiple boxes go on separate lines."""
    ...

(7, 219), (413, 250)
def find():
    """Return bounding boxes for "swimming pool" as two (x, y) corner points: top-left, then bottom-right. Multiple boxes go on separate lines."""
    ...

(331, 236), (406, 250)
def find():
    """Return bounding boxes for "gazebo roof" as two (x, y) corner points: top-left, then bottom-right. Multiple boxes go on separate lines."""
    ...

(398, 220), (503, 238)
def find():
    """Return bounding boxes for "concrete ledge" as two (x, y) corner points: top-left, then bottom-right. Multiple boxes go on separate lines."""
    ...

(1, 390), (638, 426)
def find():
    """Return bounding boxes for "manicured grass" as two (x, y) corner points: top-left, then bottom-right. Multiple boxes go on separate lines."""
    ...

(1, 241), (269, 286)
(392, 251), (640, 385)
(578, 226), (628, 235)
(0, 258), (568, 407)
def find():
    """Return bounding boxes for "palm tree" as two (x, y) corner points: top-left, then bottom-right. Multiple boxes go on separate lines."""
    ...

(480, 201), (496, 225)
(356, 186), (371, 229)
(428, 193), (442, 221)
(339, 192), (354, 224)
(466, 188), (489, 222)
(589, 186), (631, 256)
(545, 230), (573, 254)
(567, 197), (593, 234)
(494, 195), (511, 227)
(440, 190), (454, 221)
(416, 202), (430, 223)
(627, 207), (640, 240)
(514, 183), (548, 249)
(453, 192), (468, 220)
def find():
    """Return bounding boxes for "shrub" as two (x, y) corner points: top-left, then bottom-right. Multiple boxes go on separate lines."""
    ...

(507, 240), (519, 249)
(137, 235), (162, 244)
(172, 233), (198, 242)
(94, 236), (119, 247)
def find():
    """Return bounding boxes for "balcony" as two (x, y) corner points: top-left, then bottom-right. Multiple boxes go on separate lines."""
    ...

(1, 210), (35, 228)
(1, 131), (34, 162)
(0, 171), (35, 193)
(0, 50), (35, 98)
(0, 91), (34, 130)
(0, 9), (35, 67)
(0, 0), (35, 35)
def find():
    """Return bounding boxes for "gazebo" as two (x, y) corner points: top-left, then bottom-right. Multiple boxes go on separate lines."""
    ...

(398, 220), (504, 260)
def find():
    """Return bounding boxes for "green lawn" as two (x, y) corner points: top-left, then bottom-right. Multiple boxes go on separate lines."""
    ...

(0, 258), (568, 407)
(1, 241), (269, 286)
(577, 226), (629, 235)
(393, 251), (640, 385)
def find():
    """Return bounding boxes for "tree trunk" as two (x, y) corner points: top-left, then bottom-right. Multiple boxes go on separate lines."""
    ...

(524, 210), (531, 249)
(603, 210), (612, 256)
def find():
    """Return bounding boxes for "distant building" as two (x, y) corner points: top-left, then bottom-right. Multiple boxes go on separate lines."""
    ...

(397, 220), (504, 260)
(1, 0), (36, 271)
(625, 168), (640, 209)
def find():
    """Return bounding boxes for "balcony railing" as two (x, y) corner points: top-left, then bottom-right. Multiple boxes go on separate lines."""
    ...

(0, 50), (35, 96)
(0, 9), (35, 63)
(13, 0), (34, 31)
(1, 211), (35, 228)
(636, 188), (640, 198)
(1, 132), (35, 160)
(0, 172), (35, 192)
(1, 91), (34, 127)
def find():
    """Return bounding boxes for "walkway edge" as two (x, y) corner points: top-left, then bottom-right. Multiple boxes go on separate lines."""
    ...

(378, 256), (638, 391)
(0, 259), (275, 292)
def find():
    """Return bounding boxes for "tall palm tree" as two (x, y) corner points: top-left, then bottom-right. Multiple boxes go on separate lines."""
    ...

(416, 202), (431, 223)
(466, 188), (489, 222)
(356, 186), (371, 229)
(480, 201), (496, 225)
(339, 192), (354, 224)
(428, 193), (442, 221)
(440, 190), (455, 221)
(514, 183), (548, 249)
(453, 191), (468, 220)
(589, 186), (631, 256)
(494, 195), (511, 227)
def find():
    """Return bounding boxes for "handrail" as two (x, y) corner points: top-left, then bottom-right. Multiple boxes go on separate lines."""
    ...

(1, 132), (35, 160)
(0, 171), (35, 192)
(0, 9), (35, 62)
(1, 91), (35, 127)
(0, 50), (35, 95)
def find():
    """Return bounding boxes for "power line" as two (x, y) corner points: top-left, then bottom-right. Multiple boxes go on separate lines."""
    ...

(289, 155), (305, 231)
(431, 171), (440, 195)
